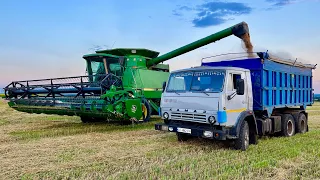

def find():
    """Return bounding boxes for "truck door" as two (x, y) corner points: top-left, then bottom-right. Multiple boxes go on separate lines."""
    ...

(224, 71), (248, 126)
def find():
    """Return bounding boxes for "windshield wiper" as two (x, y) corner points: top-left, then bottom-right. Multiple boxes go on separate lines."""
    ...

(173, 91), (180, 95)
(167, 90), (180, 95)
(191, 89), (209, 96)
(202, 91), (209, 96)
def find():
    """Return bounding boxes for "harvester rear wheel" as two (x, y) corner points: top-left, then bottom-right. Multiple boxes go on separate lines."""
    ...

(140, 98), (151, 122)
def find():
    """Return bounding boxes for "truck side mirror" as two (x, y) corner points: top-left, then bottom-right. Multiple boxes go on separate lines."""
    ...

(162, 81), (166, 92)
(236, 79), (245, 95)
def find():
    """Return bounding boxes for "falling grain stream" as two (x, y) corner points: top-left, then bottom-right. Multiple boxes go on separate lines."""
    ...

(241, 33), (255, 58)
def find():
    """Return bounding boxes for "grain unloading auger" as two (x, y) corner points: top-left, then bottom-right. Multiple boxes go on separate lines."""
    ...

(4, 22), (251, 123)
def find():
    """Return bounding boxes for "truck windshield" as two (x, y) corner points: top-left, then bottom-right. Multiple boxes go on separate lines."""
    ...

(166, 70), (225, 92)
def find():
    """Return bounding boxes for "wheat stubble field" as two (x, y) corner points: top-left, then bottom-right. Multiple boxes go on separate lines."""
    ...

(0, 99), (320, 179)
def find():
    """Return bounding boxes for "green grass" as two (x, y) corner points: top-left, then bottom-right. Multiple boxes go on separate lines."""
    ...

(0, 94), (5, 98)
(1, 99), (320, 179)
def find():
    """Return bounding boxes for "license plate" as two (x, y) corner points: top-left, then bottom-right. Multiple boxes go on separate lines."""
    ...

(177, 127), (191, 134)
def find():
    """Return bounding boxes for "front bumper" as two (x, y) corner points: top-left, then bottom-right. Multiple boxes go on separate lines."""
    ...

(155, 123), (231, 140)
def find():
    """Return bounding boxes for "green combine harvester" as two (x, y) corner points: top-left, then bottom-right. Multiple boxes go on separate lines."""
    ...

(4, 22), (251, 123)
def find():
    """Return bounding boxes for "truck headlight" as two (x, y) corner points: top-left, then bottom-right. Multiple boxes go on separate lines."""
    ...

(208, 116), (216, 123)
(203, 131), (213, 138)
(163, 112), (169, 119)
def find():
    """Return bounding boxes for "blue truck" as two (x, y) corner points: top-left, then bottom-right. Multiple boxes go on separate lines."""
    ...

(155, 52), (316, 150)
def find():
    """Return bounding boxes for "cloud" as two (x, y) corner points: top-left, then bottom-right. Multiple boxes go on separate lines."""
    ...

(266, 0), (296, 7)
(173, 1), (252, 28)
(192, 14), (226, 27)
(172, 10), (183, 17)
(264, 0), (318, 10)
(179, 5), (193, 11)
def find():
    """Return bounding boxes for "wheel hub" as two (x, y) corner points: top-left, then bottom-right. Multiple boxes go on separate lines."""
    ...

(141, 104), (147, 120)
(287, 120), (294, 136)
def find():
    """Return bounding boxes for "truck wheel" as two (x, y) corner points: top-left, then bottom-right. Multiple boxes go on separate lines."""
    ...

(176, 133), (190, 142)
(296, 113), (307, 134)
(281, 114), (295, 137)
(234, 120), (249, 151)
(141, 98), (152, 122)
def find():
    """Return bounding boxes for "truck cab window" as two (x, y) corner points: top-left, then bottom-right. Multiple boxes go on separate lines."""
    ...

(228, 73), (241, 91)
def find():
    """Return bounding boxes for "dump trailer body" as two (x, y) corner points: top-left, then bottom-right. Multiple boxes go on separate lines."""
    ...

(202, 53), (315, 115)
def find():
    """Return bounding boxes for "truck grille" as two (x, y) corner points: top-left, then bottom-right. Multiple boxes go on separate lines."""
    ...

(171, 112), (207, 123)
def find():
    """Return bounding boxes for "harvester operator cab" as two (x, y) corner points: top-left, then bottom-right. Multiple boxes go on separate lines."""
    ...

(84, 55), (124, 77)
(82, 54), (125, 90)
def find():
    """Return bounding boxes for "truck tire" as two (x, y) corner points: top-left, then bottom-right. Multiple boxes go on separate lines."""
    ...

(281, 114), (295, 137)
(176, 132), (190, 142)
(296, 113), (307, 134)
(234, 120), (249, 151)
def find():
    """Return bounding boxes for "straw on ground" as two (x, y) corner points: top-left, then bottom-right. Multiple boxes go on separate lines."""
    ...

(0, 99), (320, 179)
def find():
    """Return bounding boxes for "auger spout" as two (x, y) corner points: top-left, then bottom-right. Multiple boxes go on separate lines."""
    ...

(147, 21), (250, 67)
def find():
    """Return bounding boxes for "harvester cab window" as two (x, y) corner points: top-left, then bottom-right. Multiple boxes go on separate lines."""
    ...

(86, 56), (124, 77)
(91, 61), (106, 75)
(105, 57), (123, 77)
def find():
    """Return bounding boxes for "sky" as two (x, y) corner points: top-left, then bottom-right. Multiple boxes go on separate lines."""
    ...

(0, 0), (320, 93)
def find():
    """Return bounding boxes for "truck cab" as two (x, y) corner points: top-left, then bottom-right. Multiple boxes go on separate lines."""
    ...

(162, 66), (252, 126)
(156, 66), (256, 148)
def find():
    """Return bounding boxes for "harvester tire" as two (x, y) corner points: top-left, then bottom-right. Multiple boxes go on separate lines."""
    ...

(141, 98), (151, 122)
(296, 113), (307, 134)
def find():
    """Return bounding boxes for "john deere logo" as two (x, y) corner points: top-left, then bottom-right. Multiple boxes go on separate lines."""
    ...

(131, 105), (137, 113)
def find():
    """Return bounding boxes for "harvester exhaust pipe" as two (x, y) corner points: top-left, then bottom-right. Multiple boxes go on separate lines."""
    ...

(147, 21), (252, 67)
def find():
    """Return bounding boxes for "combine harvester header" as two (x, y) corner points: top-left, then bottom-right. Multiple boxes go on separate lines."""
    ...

(4, 22), (253, 123)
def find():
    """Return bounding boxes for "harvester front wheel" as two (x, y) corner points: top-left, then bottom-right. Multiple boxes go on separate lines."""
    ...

(141, 98), (151, 122)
